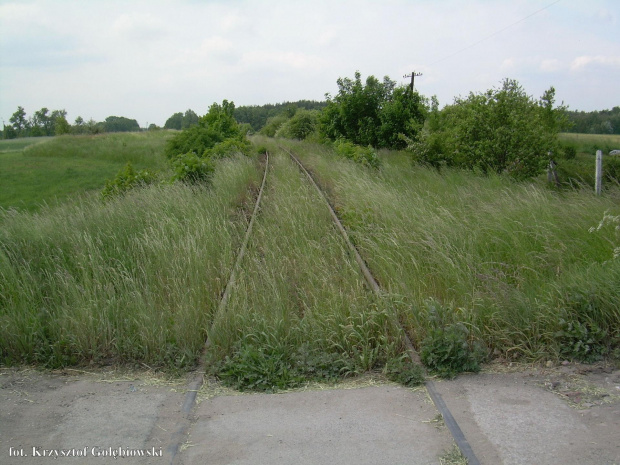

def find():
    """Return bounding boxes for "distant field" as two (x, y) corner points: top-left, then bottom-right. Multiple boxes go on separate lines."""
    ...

(0, 137), (53, 153)
(556, 133), (620, 188)
(559, 133), (620, 154)
(0, 132), (172, 211)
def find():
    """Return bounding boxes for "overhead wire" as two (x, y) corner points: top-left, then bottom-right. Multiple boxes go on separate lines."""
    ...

(427, 0), (563, 66)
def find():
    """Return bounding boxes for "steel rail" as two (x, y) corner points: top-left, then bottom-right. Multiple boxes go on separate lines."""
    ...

(282, 145), (480, 465)
(167, 152), (270, 464)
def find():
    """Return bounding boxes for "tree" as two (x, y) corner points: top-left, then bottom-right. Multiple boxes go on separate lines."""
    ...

(85, 118), (102, 134)
(49, 109), (67, 135)
(103, 116), (139, 132)
(181, 109), (199, 129)
(320, 71), (426, 149)
(275, 109), (320, 140)
(164, 112), (183, 130)
(31, 107), (50, 136)
(73, 116), (85, 134)
(54, 115), (71, 135)
(164, 100), (243, 160)
(9, 106), (29, 136)
(412, 79), (567, 179)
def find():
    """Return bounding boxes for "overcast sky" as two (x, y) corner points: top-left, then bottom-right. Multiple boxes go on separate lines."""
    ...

(1, 0), (619, 127)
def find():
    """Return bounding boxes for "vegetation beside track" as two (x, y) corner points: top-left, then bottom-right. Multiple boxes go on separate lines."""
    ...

(2, 130), (619, 383)
(275, 137), (620, 370)
(0, 156), (260, 370)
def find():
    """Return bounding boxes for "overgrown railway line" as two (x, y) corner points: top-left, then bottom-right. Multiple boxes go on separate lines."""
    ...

(282, 145), (480, 465)
(168, 147), (479, 464)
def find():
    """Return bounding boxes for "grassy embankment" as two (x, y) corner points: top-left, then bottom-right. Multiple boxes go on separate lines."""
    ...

(0, 132), (172, 211)
(277, 137), (620, 363)
(0, 148), (261, 369)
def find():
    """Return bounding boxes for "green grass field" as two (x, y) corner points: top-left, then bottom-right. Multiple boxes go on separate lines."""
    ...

(559, 132), (620, 155)
(0, 132), (172, 211)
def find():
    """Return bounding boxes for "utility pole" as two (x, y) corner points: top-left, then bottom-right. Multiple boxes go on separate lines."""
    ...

(403, 71), (423, 91)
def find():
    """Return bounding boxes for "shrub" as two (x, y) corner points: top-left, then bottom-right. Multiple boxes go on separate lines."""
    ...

(605, 157), (620, 183)
(385, 354), (425, 386)
(556, 318), (608, 363)
(205, 137), (252, 159)
(419, 300), (486, 378)
(170, 152), (215, 184)
(561, 143), (577, 160)
(164, 100), (242, 160)
(215, 343), (304, 393)
(320, 71), (426, 149)
(411, 79), (568, 179)
(101, 162), (156, 200)
(334, 139), (381, 169)
(259, 114), (288, 137)
(276, 109), (320, 140)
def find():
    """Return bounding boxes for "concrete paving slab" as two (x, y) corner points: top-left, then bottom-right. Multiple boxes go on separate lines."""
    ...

(178, 385), (454, 465)
(433, 367), (620, 465)
(3, 364), (618, 465)
(0, 368), (186, 464)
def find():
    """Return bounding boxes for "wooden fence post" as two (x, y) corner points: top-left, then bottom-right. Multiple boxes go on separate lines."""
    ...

(595, 150), (603, 195)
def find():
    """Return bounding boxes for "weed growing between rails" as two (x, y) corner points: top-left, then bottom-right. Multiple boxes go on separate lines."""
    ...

(280, 139), (620, 373)
(207, 150), (415, 391)
(0, 156), (261, 369)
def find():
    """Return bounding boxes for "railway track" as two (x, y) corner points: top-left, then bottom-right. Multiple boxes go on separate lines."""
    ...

(167, 152), (270, 464)
(168, 147), (479, 464)
(281, 145), (480, 465)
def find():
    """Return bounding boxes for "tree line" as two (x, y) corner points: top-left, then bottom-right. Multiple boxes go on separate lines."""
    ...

(2, 106), (141, 139)
(4, 72), (574, 181)
(242, 72), (569, 179)
(565, 107), (620, 135)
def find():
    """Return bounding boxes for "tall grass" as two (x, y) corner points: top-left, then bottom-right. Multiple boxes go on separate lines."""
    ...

(281, 139), (620, 361)
(207, 148), (405, 390)
(0, 156), (260, 369)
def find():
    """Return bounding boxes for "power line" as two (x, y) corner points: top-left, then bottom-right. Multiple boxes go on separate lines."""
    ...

(428, 0), (563, 66)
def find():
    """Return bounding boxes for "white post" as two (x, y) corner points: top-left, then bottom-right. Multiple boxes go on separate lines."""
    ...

(595, 150), (603, 195)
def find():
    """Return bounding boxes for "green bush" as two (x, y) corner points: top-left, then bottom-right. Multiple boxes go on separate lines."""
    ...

(605, 157), (620, 183)
(561, 143), (577, 160)
(419, 300), (486, 378)
(276, 109), (320, 140)
(101, 162), (156, 200)
(259, 114), (288, 137)
(411, 79), (568, 179)
(215, 343), (304, 393)
(385, 354), (425, 386)
(205, 137), (252, 158)
(334, 139), (381, 169)
(556, 318), (607, 363)
(164, 100), (242, 160)
(170, 152), (215, 184)
(320, 71), (426, 149)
